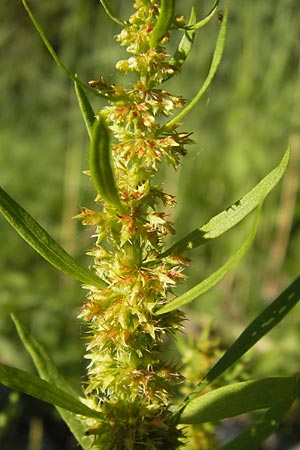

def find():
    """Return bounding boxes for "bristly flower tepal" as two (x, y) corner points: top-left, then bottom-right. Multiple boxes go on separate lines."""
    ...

(75, 1), (194, 449)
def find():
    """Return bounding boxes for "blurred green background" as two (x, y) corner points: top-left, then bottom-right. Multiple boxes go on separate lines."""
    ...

(0, 0), (300, 448)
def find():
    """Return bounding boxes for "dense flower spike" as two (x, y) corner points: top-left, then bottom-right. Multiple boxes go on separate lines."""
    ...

(77, 1), (193, 448)
(1, 3), (297, 450)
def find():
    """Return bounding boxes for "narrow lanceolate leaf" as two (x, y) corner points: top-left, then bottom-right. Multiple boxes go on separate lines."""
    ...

(175, 275), (300, 415)
(157, 210), (259, 314)
(90, 117), (125, 213)
(219, 400), (294, 450)
(0, 187), (106, 288)
(99, 0), (125, 26)
(162, 147), (290, 257)
(168, 8), (197, 73)
(12, 315), (94, 450)
(150, 0), (175, 48)
(74, 80), (95, 139)
(0, 364), (102, 420)
(21, 0), (112, 101)
(166, 7), (228, 128)
(189, 0), (219, 30)
(179, 376), (297, 424)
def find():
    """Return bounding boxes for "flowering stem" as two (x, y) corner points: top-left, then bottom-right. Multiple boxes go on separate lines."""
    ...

(75, 1), (201, 448)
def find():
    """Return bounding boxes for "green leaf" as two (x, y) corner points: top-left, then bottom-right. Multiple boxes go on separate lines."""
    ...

(21, 0), (112, 101)
(12, 315), (94, 449)
(179, 376), (297, 424)
(99, 0), (125, 26)
(90, 117), (126, 213)
(150, 0), (175, 48)
(219, 400), (294, 450)
(166, 7), (228, 128)
(162, 147), (290, 257)
(188, 0), (219, 30)
(0, 187), (106, 288)
(175, 275), (300, 414)
(168, 8), (197, 73)
(74, 80), (95, 140)
(156, 210), (259, 314)
(0, 364), (102, 420)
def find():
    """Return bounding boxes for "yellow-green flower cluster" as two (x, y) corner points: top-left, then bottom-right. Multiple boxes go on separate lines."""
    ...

(77, 1), (192, 448)
(116, 0), (177, 85)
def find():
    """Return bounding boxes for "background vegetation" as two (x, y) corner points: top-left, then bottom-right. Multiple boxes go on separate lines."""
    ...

(0, 0), (299, 448)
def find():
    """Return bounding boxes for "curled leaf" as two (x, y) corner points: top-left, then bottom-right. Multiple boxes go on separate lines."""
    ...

(74, 80), (95, 139)
(90, 117), (125, 213)
(150, 0), (175, 48)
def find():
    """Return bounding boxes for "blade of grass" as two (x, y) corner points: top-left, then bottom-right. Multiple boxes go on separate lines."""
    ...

(0, 364), (102, 420)
(0, 187), (106, 287)
(165, 7), (227, 128)
(157, 209), (259, 314)
(161, 147), (290, 257)
(12, 315), (94, 449)
(175, 275), (300, 416)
